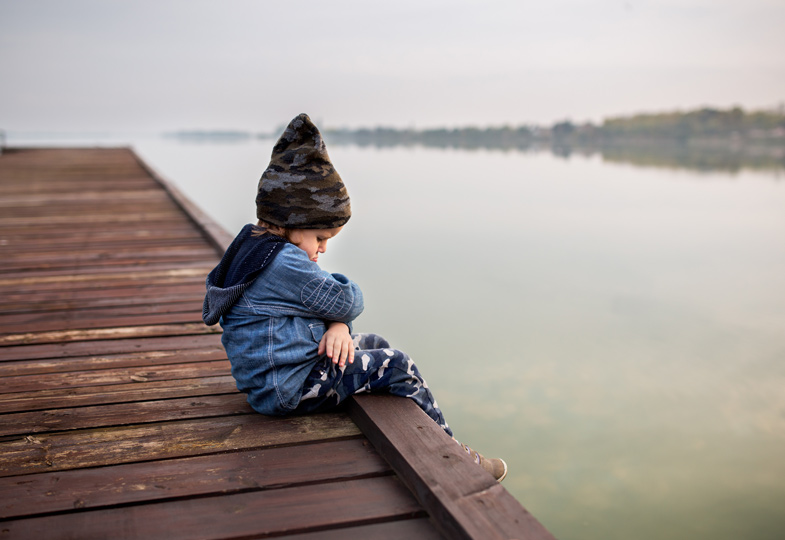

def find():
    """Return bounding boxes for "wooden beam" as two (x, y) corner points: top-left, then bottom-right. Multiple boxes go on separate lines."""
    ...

(349, 394), (556, 540)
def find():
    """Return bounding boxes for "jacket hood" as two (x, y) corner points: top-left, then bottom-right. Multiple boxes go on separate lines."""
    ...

(202, 224), (287, 326)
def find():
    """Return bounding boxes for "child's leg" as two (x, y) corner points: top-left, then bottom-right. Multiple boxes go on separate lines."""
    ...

(350, 332), (391, 350)
(296, 333), (452, 437)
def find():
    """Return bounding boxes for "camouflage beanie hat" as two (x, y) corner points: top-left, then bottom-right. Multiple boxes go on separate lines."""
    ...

(256, 113), (351, 229)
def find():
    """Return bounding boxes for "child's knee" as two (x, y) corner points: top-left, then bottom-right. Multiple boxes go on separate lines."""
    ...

(353, 333), (390, 350)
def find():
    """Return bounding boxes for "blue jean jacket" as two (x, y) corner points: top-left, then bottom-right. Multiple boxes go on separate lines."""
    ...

(205, 229), (364, 415)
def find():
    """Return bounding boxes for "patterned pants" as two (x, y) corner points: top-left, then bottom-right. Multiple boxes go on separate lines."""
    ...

(295, 333), (452, 436)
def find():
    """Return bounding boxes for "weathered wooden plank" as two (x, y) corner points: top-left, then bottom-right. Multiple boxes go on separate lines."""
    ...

(0, 226), (202, 243)
(0, 413), (361, 476)
(0, 376), (238, 414)
(0, 263), (208, 279)
(0, 253), (210, 271)
(0, 178), (158, 195)
(283, 518), (445, 540)
(0, 306), (206, 330)
(0, 476), (421, 540)
(0, 260), (213, 277)
(0, 252), (206, 270)
(0, 297), (204, 316)
(0, 238), (207, 258)
(349, 395), (556, 540)
(0, 270), (205, 287)
(0, 211), (189, 227)
(0, 195), (174, 208)
(0, 438), (389, 519)
(0, 300), (199, 316)
(0, 301), (202, 331)
(0, 347), (225, 377)
(0, 282), (206, 303)
(0, 284), (206, 313)
(0, 282), (207, 308)
(0, 359), (230, 394)
(0, 259), (215, 282)
(0, 309), (205, 335)
(0, 266), (209, 288)
(2, 246), (215, 266)
(0, 333), (222, 362)
(0, 394), (253, 437)
(0, 322), (221, 347)
(0, 221), (200, 239)
(0, 281), (208, 301)
(0, 188), (173, 206)
(1, 203), (180, 220)
(2, 242), (213, 258)
(0, 175), (152, 187)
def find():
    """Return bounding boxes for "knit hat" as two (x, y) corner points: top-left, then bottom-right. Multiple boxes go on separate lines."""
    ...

(256, 113), (351, 229)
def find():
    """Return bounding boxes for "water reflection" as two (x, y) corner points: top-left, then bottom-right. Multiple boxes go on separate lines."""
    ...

(320, 134), (785, 174)
(598, 142), (785, 174)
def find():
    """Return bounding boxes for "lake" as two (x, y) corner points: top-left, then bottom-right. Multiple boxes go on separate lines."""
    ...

(7, 132), (785, 540)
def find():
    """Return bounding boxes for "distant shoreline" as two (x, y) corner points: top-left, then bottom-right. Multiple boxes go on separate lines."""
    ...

(165, 104), (785, 150)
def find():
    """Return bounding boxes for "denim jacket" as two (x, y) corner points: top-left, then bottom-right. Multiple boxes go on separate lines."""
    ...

(203, 225), (364, 415)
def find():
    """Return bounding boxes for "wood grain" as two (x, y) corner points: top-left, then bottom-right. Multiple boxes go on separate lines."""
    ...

(0, 412), (361, 475)
(0, 438), (389, 519)
(0, 476), (423, 540)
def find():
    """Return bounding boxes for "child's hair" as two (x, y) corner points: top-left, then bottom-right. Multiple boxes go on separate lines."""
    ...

(252, 220), (292, 241)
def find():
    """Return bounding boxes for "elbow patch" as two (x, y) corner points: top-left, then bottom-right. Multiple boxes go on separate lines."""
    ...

(301, 277), (352, 318)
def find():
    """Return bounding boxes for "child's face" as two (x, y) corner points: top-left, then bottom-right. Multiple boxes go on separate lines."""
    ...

(289, 226), (343, 263)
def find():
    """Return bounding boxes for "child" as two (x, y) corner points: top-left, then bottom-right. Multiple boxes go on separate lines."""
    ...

(203, 113), (506, 481)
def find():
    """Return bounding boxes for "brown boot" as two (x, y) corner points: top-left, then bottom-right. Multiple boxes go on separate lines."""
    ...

(458, 442), (508, 482)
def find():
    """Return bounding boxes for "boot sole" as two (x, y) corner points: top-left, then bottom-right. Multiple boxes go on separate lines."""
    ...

(496, 459), (508, 482)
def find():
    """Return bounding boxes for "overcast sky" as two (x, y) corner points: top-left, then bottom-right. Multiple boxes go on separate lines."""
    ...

(1, 0), (783, 132)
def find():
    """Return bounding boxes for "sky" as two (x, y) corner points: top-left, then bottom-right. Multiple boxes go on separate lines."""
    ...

(1, 0), (784, 132)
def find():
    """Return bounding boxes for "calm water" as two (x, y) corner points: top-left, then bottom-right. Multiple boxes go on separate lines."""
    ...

(9, 133), (785, 540)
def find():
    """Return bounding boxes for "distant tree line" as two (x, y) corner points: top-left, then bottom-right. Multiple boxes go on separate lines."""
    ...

(318, 105), (785, 151)
(323, 125), (539, 150)
(598, 106), (785, 142)
(164, 106), (785, 172)
(171, 106), (783, 149)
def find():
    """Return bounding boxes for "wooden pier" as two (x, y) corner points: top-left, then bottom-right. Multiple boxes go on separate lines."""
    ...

(0, 147), (554, 539)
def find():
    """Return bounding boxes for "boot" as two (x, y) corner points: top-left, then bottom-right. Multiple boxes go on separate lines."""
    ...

(458, 442), (508, 482)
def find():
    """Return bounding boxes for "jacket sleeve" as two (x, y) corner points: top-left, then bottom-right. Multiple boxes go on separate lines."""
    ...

(248, 244), (364, 324)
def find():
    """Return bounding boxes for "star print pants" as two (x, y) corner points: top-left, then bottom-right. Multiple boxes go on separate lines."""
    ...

(295, 333), (452, 436)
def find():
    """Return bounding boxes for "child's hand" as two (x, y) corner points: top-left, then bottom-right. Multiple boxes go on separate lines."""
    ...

(318, 322), (355, 368)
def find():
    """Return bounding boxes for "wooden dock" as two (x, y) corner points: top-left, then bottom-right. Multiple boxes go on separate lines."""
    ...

(0, 147), (555, 539)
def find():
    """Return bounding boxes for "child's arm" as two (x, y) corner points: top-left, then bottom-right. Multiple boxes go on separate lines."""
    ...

(268, 245), (365, 323)
(317, 321), (354, 367)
